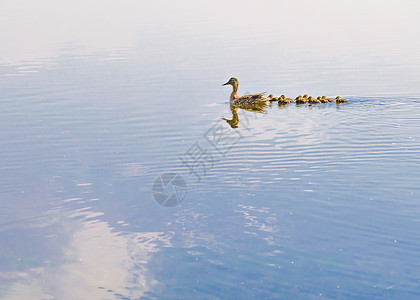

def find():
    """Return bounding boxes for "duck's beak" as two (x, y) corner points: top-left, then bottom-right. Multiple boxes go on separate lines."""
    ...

(222, 82), (229, 86)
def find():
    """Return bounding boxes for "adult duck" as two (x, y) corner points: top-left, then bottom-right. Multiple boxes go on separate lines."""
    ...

(222, 77), (267, 105)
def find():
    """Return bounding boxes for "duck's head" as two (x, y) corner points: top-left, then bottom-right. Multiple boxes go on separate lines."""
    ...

(222, 77), (239, 87)
(335, 96), (340, 100)
(303, 94), (308, 98)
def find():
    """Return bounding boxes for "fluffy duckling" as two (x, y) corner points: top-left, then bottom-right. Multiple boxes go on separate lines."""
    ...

(322, 96), (333, 102)
(335, 96), (348, 103)
(278, 95), (293, 104)
(295, 96), (307, 104)
(308, 96), (321, 104)
(318, 96), (329, 103)
(268, 94), (278, 101)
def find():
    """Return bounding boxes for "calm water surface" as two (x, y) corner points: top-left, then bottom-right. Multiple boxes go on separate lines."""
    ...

(1, 1), (420, 299)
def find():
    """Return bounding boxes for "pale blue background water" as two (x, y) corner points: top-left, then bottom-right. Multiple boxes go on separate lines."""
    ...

(1, 1), (420, 299)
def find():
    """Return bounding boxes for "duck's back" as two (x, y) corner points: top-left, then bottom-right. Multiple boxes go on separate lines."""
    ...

(233, 93), (267, 104)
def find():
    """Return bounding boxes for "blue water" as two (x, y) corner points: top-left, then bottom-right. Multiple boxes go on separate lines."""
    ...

(1, 1), (420, 299)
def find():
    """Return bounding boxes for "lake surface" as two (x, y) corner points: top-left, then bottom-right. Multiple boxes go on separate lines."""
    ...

(1, 1), (420, 299)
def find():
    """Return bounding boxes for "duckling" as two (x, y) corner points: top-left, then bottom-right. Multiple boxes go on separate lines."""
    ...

(320, 95), (327, 102)
(318, 96), (329, 103)
(223, 77), (267, 105)
(295, 96), (307, 104)
(277, 95), (286, 104)
(278, 95), (293, 104)
(268, 94), (278, 101)
(308, 96), (321, 104)
(335, 96), (348, 103)
(322, 96), (333, 102)
(302, 94), (308, 99)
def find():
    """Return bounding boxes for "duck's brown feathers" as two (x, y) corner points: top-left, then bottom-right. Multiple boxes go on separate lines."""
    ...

(232, 93), (267, 105)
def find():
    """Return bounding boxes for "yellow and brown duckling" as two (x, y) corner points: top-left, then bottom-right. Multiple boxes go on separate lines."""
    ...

(222, 77), (267, 105)
(335, 96), (348, 103)
(318, 96), (329, 103)
(295, 96), (307, 104)
(308, 96), (321, 104)
(278, 94), (293, 104)
(268, 94), (278, 101)
(322, 96), (333, 102)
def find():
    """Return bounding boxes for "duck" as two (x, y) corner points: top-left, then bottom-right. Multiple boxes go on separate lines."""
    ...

(222, 77), (267, 105)
(318, 96), (329, 103)
(278, 95), (293, 104)
(295, 96), (307, 104)
(308, 96), (321, 104)
(335, 96), (348, 103)
(321, 95), (333, 102)
(268, 94), (278, 101)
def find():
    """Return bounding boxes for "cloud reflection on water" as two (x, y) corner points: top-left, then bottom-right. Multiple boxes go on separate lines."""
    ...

(2, 216), (173, 299)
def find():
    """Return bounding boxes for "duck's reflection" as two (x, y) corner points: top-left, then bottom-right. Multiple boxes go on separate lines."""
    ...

(222, 102), (266, 129)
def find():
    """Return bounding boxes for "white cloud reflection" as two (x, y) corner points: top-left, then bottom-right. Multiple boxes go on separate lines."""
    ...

(3, 218), (173, 299)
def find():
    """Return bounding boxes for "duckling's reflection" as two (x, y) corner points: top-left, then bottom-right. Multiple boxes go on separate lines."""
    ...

(222, 102), (266, 129)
